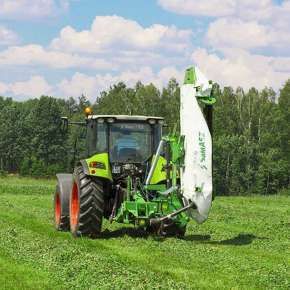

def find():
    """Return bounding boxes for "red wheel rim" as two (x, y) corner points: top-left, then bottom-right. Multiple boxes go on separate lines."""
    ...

(55, 193), (61, 225)
(70, 182), (79, 227)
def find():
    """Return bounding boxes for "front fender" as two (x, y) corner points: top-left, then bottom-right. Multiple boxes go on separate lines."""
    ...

(80, 153), (113, 181)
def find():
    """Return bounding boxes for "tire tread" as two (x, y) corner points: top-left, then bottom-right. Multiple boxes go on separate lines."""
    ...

(72, 166), (104, 237)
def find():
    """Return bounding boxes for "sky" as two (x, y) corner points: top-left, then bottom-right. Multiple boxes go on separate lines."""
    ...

(0, 0), (290, 101)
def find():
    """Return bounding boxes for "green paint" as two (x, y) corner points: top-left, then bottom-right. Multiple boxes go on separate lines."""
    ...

(144, 184), (166, 191)
(85, 153), (113, 181)
(114, 192), (188, 228)
(82, 120), (188, 231)
(184, 67), (196, 85)
(113, 131), (189, 229)
(183, 66), (216, 105)
(199, 97), (216, 105)
(149, 155), (167, 184)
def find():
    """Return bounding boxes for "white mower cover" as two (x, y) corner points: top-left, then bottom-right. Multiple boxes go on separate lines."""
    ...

(180, 67), (213, 223)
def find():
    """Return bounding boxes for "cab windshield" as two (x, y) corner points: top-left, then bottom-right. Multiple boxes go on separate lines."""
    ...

(109, 122), (152, 163)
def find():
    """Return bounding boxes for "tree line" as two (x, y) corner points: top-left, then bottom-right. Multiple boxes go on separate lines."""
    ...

(0, 79), (289, 195)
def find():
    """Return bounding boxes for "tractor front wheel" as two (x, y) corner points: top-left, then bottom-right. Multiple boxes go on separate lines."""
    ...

(70, 166), (104, 238)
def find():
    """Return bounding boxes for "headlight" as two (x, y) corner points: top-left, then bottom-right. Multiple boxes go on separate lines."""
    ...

(107, 117), (115, 123)
(97, 118), (104, 123)
(148, 119), (156, 124)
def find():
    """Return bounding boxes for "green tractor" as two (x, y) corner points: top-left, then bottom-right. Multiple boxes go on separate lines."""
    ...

(54, 67), (216, 237)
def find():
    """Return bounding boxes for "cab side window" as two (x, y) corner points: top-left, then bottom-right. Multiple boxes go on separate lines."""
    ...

(97, 123), (108, 153)
(87, 120), (97, 156)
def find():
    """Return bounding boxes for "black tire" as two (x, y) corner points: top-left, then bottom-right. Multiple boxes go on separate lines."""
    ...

(54, 184), (70, 231)
(70, 166), (104, 238)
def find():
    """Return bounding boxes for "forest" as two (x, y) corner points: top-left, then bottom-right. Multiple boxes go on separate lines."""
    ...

(0, 79), (289, 195)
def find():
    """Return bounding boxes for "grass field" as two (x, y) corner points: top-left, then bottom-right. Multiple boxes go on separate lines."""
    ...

(0, 177), (289, 290)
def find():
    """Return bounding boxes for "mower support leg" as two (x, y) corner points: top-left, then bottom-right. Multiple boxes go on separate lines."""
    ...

(150, 201), (196, 226)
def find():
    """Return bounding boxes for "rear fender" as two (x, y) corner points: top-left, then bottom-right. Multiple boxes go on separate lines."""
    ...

(56, 173), (73, 216)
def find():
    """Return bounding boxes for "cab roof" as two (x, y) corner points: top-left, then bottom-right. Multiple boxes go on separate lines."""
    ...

(87, 115), (164, 121)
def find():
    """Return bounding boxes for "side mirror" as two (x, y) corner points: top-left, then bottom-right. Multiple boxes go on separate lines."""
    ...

(60, 117), (68, 133)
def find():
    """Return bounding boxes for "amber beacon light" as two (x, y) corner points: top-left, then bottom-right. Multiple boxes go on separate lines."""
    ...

(84, 107), (93, 116)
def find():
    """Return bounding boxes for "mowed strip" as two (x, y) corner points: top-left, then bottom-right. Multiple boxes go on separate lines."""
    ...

(0, 177), (289, 290)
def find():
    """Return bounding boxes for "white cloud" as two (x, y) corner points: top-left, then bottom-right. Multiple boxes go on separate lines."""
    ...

(51, 15), (193, 54)
(156, 66), (183, 84)
(0, 81), (8, 95)
(234, 0), (273, 21)
(191, 48), (290, 90)
(0, 0), (69, 19)
(0, 66), (182, 100)
(155, 1), (290, 90)
(206, 17), (290, 52)
(0, 75), (53, 98)
(159, 0), (290, 53)
(0, 15), (191, 100)
(58, 72), (102, 98)
(0, 8), (289, 100)
(0, 26), (19, 45)
(158, 0), (284, 20)
(0, 15), (192, 77)
(158, 0), (235, 17)
(57, 66), (183, 99)
(206, 18), (270, 50)
(270, 56), (290, 72)
(9, 76), (52, 97)
(0, 44), (113, 69)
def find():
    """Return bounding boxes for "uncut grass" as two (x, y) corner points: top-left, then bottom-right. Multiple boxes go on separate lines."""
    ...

(0, 177), (289, 289)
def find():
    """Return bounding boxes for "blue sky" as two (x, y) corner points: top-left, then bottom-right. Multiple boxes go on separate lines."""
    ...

(3, 0), (206, 44)
(0, 0), (289, 100)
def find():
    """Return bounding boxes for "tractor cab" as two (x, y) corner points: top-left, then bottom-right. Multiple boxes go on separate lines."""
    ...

(84, 115), (165, 180)
(86, 115), (164, 163)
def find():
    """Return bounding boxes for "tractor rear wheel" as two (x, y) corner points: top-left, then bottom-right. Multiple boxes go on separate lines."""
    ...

(54, 185), (70, 231)
(70, 166), (104, 238)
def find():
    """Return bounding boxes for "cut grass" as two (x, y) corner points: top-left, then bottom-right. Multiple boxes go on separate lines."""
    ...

(0, 177), (289, 289)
